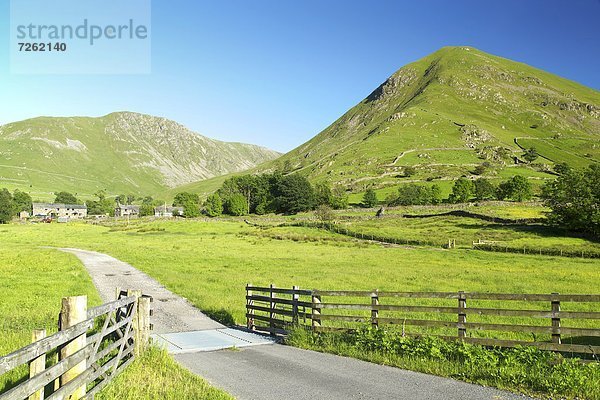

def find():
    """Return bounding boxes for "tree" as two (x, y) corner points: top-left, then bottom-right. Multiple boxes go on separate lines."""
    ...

(542, 164), (600, 237)
(204, 193), (223, 217)
(13, 190), (32, 214)
(330, 187), (349, 210)
(273, 174), (315, 214)
(314, 182), (333, 206)
(393, 184), (440, 206)
(523, 147), (539, 163)
(182, 200), (200, 218)
(54, 191), (78, 204)
(448, 178), (474, 203)
(474, 178), (497, 200)
(139, 204), (155, 217)
(115, 194), (127, 204)
(87, 191), (115, 216)
(173, 192), (200, 208)
(497, 175), (532, 202)
(362, 189), (378, 208)
(225, 194), (248, 216)
(554, 162), (571, 176)
(0, 189), (14, 223)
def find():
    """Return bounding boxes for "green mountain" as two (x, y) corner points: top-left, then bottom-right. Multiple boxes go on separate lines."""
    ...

(0, 112), (280, 200)
(261, 46), (599, 193)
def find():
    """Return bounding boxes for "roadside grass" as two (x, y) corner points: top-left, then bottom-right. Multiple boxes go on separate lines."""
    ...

(0, 244), (102, 392)
(96, 347), (233, 400)
(287, 327), (600, 400)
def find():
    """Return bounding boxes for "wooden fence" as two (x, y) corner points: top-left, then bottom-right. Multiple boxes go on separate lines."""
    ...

(246, 285), (600, 356)
(0, 289), (152, 400)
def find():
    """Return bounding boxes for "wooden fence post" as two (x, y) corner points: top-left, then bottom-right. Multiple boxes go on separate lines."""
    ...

(458, 291), (467, 339)
(269, 284), (276, 336)
(551, 293), (561, 344)
(246, 283), (255, 331)
(60, 295), (87, 400)
(137, 296), (151, 353)
(371, 290), (379, 329)
(311, 293), (322, 331)
(292, 285), (299, 325)
(127, 289), (142, 356)
(28, 329), (46, 400)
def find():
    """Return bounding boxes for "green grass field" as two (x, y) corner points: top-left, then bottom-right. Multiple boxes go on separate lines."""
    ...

(1, 209), (599, 398)
(0, 217), (597, 326)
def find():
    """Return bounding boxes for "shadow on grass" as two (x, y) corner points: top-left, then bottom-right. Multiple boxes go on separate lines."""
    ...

(204, 309), (236, 326)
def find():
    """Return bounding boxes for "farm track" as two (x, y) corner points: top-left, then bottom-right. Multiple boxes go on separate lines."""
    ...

(62, 248), (530, 400)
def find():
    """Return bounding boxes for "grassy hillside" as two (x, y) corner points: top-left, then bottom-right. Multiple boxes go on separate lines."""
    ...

(248, 46), (599, 193)
(0, 112), (280, 201)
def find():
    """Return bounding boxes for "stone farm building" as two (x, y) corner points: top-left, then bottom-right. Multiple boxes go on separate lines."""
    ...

(154, 206), (184, 217)
(32, 203), (88, 219)
(114, 204), (140, 218)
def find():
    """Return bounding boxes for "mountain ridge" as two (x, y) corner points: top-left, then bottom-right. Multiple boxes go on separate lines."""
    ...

(0, 111), (281, 199)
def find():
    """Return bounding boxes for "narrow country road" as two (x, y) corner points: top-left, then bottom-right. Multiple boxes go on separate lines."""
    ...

(61, 248), (529, 400)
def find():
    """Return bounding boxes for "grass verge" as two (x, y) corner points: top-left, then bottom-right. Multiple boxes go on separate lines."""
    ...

(287, 327), (600, 400)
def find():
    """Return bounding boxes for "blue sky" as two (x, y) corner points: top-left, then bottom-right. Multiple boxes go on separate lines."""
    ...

(0, 0), (599, 152)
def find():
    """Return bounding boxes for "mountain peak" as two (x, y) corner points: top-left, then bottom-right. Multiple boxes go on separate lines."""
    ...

(263, 48), (599, 192)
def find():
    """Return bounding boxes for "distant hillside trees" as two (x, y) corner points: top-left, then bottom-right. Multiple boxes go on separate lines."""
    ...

(449, 178), (475, 203)
(273, 174), (315, 214)
(204, 193), (223, 217)
(13, 190), (32, 213)
(212, 173), (346, 216)
(54, 191), (79, 204)
(542, 164), (600, 237)
(474, 178), (497, 200)
(0, 189), (14, 223)
(86, 190), (114, 216)
(225, 194), (248, 216)
(173, 192), (201, 218)
(389, 184), (442, 206)
(362, 189), (378, 208)
(497, 175), (532, 202)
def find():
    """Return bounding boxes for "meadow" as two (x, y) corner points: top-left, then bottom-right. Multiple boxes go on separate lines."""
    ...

(1, 208), (599, 398)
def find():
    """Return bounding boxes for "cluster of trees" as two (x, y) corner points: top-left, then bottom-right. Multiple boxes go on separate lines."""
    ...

(448, 176), (532, 203)
(0, 189), (33, 223)
(542, 164), (600, 237)
(180, 173), (349, 217)
(368, 175), (533, 208)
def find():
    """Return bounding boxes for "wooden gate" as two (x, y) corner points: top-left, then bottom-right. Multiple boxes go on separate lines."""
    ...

(0, 290), (151, 400)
